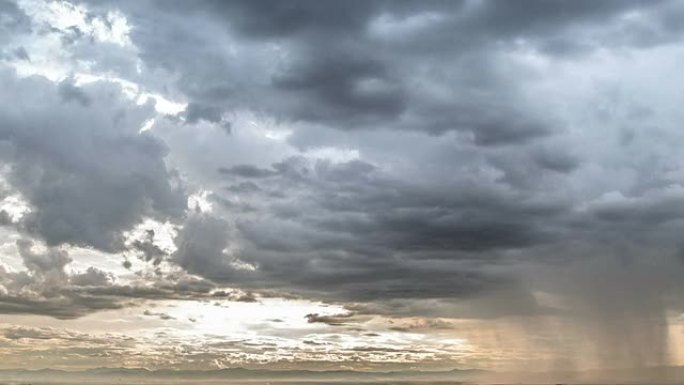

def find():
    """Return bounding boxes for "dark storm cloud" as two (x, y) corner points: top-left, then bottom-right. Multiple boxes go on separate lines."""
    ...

(245, 251), (519, 309)
(57, 78), (92, 107)
(5, 0), (684, 326)
(201, 0), (379, 38)
(196, 144), (684, 319)
(218, 165), (278, 179)
(588, 191), (684, 227)
(175, 155), (562, 312)
(164, 0), (654, 47)
(172, 213), (238, 280)
(532, 149), (580, 174)
(0, 69), (186, 252)
(234, 156), (562, 252)
(183, 102), (224, 125)
(271, 54), (406, 125)
(80, 0), (664, 144)
(225, 182), (262, 194)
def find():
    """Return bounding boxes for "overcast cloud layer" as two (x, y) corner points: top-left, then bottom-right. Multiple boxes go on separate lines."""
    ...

(3, 0), (684, 371)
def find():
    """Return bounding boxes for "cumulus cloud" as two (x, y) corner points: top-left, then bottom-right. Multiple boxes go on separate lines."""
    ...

(172, 213), (234, 279)
(0, 239), (118, 318)
(0, 69), (186, 252)
(0, 237), (221, 319)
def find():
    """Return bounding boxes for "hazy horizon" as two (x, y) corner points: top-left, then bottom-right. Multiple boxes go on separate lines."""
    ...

(2, 0), (684, 381)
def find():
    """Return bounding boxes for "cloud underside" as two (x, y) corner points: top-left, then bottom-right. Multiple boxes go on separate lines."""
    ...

(1, 0), (684, 330)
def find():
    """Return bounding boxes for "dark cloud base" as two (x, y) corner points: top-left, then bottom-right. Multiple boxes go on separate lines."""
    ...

(1, 1), (684, 357)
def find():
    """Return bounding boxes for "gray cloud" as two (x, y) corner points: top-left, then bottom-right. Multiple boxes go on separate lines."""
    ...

(172, 213), (235, 280)
(3, 2), (684, 364)
(129, 229), (167, 267)
(0, 240), (121, 319)
(271, 54), (406, 125)
(82, 0), (677, 148)
(143, 309), (175, 320)
(70, 267), (114, 287)
(0, 270), (219, 320)
(183, 102), (224, 125)
(0, 237), (223, 319)
(305, 312), (355, 326)
(0, 0), (30, 46)
(172, 155), (561, 312)
(71, 0), (573, 143)
(218, 165), (278, 179)
(17, 239), (72, 281)
(57, 78), (92, 107)
(0, 69), (186, 252)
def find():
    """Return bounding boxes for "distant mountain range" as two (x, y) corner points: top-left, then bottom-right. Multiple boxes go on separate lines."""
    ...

(0, 367), (484, 382)
(3, 366), (684, 383)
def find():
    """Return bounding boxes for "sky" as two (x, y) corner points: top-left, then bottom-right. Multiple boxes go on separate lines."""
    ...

(2, 0), (684, 374)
